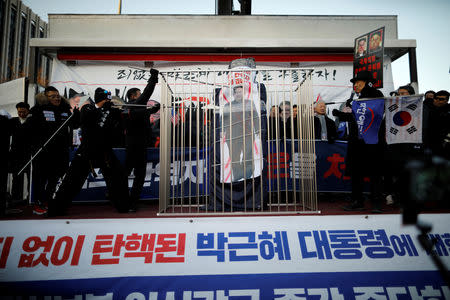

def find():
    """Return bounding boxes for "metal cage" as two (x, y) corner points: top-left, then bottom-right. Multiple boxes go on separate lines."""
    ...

(158, 68), (317, 215)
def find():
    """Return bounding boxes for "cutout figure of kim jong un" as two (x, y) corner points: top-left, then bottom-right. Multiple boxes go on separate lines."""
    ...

(210, 58), (268, 211)
(222, 84), (260, 181)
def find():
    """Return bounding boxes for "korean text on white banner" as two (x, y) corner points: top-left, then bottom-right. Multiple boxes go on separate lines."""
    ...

(1, 214), (450, 298)
(385, 95), (423, 144)
(48, 58), (395, 112)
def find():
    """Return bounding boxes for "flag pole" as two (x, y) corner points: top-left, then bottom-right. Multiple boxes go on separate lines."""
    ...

(118, 0), (122, 14)
(353, 94), (424, 102)
(17, 113), (75, 176)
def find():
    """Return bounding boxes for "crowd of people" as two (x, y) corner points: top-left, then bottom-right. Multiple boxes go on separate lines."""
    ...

(268, 100), (338, 142)
(266, 71), (449, 212)
(0, 67), (449, 216)
(0, 69), (160, 216)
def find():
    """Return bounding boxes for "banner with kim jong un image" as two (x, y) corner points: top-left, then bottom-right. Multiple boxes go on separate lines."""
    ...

(353, 27), (385, 89)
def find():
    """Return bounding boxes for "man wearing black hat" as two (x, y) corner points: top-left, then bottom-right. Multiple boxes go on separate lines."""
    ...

(48, 87), (129, 216)
(332, 71), (385, 212)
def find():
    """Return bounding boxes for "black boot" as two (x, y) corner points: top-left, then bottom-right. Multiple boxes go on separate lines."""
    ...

(128, 197), (138, 213)
(343, 200), (365, 211)
(371, 198), (383, 214)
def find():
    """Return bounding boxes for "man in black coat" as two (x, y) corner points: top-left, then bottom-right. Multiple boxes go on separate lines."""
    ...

(314, 100), (337, 142)
(124, 68), (159, 211)
(29, 86), (79, 215)
(49, 88), (129, 216)
(332, 71), (384, 212)
(0, 112), (11, 216)
(423, 90), (450, 159)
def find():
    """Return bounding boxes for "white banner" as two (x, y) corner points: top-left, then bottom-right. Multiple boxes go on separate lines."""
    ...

(0, 214), (449, 298)
(0, 77), (26, 117)
(1, 214), (449, 281)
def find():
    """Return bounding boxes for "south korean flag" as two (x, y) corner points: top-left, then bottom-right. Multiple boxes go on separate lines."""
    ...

(385, 95), (423, 144)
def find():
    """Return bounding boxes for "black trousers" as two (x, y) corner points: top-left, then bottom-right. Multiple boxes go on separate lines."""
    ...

(125, 144), (147, 202)
(11, 168), (29, 202)
(0, 162), (7, 216)
(49, 149), (129, 215)
(351, 172), (383, 207)
(32, 152), (69, 206)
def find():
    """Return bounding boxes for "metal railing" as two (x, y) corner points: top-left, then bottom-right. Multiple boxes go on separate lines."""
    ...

(158, 68), (317, 215)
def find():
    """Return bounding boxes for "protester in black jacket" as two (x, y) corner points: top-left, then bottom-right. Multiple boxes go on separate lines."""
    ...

(313, 100), (337, 142)
(9, 102), (32, 203)
(48, 88), (129, 216)
(0, 112), (11, 216)
(124, 68), (159, 211)
(332, 71), (384, 213)
(29, 86), (79, 215)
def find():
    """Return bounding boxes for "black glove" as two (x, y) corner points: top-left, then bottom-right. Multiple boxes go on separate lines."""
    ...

(149, 69), (159, 83)
(332, 109), (341, 117)
(72, 106), (80, 115)
(148, 102), (161, 114)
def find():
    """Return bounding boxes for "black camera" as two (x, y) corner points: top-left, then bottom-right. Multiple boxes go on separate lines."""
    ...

(403, 154), (450, 224)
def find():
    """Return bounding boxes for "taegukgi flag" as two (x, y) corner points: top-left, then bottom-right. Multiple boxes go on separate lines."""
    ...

(352, 98), (385, 144)
(385, 95), (423, 144)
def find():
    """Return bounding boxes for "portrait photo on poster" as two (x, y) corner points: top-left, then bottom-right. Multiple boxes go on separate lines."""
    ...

(369, 29), (383, 53)
(354, 36), (368, 58)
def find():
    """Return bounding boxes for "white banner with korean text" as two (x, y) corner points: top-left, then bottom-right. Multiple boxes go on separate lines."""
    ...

(48, 58), (395, 114)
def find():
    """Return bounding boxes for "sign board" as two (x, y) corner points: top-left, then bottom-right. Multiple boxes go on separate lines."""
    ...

(353, 27), (385, 89)
(56, 141), (352, 203)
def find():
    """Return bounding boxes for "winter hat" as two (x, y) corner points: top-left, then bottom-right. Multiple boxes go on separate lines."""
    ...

(69, 88), (85, 99)
(229, 57), (256, 69)
(350, 70), (375, 84)
(94, 87), (111, 103)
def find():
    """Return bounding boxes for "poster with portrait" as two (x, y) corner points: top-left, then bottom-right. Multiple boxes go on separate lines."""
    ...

(216, 69), (264, 183)
(353, 27), (385, 88)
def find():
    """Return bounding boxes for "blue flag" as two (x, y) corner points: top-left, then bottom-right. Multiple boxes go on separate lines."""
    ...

(352, 98), (385, 144)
